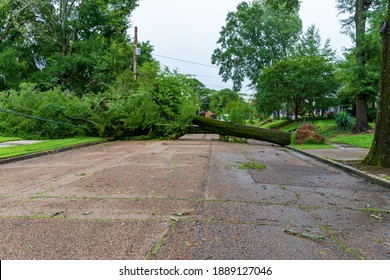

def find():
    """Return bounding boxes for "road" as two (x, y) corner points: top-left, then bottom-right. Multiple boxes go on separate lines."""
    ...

(0, 135), (389, 259)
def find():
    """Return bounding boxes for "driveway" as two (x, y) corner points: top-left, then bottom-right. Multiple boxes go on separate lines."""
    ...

(0, 135), (389, 259)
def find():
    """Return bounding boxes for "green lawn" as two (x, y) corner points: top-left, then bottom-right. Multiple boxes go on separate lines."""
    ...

(0, 137), (104, 159)
(258, 119), (290, 129)
(329, 133), (374, 148)
(0, 136), (23, 143)
(279, 119), (336, 135)
(261, 118), (375, 149)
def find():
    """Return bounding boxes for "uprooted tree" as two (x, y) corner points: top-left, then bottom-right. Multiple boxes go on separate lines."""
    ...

(188, 117), (291, 146)
(0, 64), (291, 146)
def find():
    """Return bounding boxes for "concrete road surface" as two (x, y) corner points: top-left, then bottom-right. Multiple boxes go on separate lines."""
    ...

(0, 135), (389, 260)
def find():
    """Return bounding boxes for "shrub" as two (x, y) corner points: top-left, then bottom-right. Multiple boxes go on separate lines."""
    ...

(335, 111), (354, 131)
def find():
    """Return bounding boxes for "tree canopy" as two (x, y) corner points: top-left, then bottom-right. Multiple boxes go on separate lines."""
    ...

(336, 0), (387, 132)
(257, 55), (337, 121)
(211, 0), (302, 91)
(0, 0), (144, 95)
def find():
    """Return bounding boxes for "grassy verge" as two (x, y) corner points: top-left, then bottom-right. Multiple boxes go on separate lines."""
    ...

(290, 143), (335, 150)
(260, 118), (375, 149)
(279, 119), (335, 133)
(0, 136), (23, 143)
(0, 137), (104, 159)
(328, 133), (373, 148)
(258, 119), (290, 129)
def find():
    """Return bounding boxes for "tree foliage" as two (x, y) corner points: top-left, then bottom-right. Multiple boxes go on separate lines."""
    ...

(256, 55), (337, 121)
(264, 0), (300, 12)
(0, 0), (145, 95)
(256, 24), (338, 120)
(336, 0), (387, 132)
(0, 62), (200, 140)
(0, 83), (92, 138)
(211, 0), (302, 91)
(208, 89), (240, 117)
(221, 100), (257, 124)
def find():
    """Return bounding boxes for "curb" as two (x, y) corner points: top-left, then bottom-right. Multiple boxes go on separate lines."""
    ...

(287, 146), (390, 190)
(0, 141), (106, 165)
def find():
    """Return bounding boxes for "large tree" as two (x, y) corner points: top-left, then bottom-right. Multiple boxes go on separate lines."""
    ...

(256, 25), (337, 120)
(211, 0), (302, 91)
(363, 0), (390, 167)
(256, 55), (337, 121)
(0, 0), (41, 90)
(0, 0), (143, 94)
(337, 0), (387, 132)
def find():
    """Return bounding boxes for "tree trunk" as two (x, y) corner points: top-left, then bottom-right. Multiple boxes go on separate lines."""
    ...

(354, 0), (370, 133)
(354, 94), (370, 132)
(188, 117), (291, 146)
(363, 3), (390, 168)
(294, 106), (299, 121)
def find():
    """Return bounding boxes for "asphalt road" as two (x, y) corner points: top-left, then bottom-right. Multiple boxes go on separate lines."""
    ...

(0, 135), (389, 260)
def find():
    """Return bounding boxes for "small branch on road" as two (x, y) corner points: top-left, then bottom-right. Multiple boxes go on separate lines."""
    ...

(283, 229), (325, 241)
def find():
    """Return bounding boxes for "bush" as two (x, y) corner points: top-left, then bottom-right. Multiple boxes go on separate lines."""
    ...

(335, 111), (354, 131)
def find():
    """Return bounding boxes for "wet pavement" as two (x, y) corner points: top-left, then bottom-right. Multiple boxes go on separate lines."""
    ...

(301, 143), (369, 162)
(0, 134), (389, 260)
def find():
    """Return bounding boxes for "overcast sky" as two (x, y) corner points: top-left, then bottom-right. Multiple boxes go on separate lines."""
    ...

(130, 0), (352, 95)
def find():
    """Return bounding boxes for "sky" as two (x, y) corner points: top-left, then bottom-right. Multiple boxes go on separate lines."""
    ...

(130, 0), (352, 95)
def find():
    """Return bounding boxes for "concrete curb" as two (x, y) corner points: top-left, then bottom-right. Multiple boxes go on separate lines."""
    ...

(287, 145), (390, 190)
(0, 140), (106, 165)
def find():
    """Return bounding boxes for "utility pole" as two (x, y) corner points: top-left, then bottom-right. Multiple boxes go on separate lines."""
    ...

(133, 26), (138, 80)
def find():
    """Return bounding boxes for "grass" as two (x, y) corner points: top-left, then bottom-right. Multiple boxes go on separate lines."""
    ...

(279, 119), (335, 134)
(261, 118), (375, 149)
(0, 137), (104, 159)
(362, 205), (390, 214)
(328, 133), (374, 148)
(258, 119), (290, 129)
(283, 229), (325, 241)
(147, 221), (177, 259)
(0, 136), (23, 143)
(291, 143), (335, 150)
(237, 161), (266, 170)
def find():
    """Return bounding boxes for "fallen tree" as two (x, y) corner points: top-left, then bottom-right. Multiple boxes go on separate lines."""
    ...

(188, 117), (291, 146)
(0, 84), (291, 146)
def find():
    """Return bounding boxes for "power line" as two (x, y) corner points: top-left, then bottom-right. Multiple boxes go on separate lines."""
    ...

(0, 108), (80, 128)
(186, 74), (222, 79)
(154, 54), (219, 69)
(153, 59), (237, 90)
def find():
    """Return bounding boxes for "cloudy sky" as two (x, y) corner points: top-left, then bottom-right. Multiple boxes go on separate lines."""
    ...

(131, 0), (352, 95)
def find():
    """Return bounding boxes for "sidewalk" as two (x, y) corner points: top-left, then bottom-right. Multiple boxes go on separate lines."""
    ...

(300, 144), (369, 162)
(289, 144), (390, 189)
